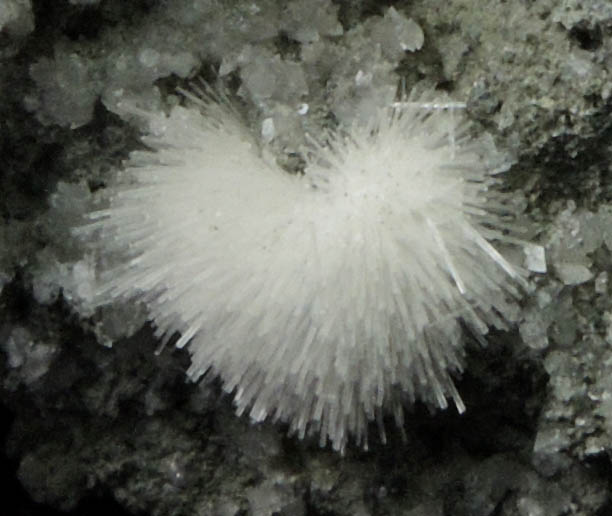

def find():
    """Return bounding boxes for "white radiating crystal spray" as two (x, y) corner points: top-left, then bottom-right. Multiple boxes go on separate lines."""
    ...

(80, 84), (527, 452)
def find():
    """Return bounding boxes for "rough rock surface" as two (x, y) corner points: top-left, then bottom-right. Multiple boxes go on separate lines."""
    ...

(2, 0), (612, 515)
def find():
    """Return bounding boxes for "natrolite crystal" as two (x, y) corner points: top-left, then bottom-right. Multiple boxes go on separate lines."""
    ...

(82, 84), (527, 452)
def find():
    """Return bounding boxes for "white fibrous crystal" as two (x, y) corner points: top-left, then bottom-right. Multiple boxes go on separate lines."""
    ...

(80, 89), (527, 452)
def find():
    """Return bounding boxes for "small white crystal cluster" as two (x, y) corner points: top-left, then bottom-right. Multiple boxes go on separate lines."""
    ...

(518, 201), (612, 351)
(20, 3), (439, 366)
(25, 0), (423, 148)
(80, 87), (526, 451)
(1, 326), (57, 390)
(546, 201), (612, 286)
(24, 181), (148, 345)
(28, 182), (98, 314)
(26, 0), (343, 128)
(301, 6), (425, 130)
(526, 200), (612, 477)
